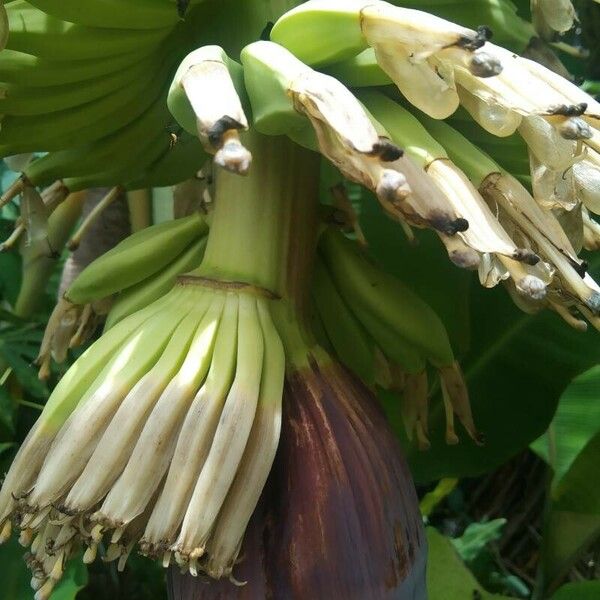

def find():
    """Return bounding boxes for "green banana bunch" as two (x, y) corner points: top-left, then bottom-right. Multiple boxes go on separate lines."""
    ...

(314, 227), (479, 447)
(6, 1), (171, 59)
(105, 234), (208, 328)
(0, 281), (285, 595)
(66, 212), (208, 305)
(0, 1), (199, 199)
(0, 49), (176, 155)
(0, 51), (166, 117)
(25, 0), (182, 29)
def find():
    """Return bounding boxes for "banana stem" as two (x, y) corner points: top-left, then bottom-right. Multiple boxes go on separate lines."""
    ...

(14, 191), (85, 318)
(193, 131), (320, 298)
(191, 130), (322, 368)
(126, 189), (152, 232)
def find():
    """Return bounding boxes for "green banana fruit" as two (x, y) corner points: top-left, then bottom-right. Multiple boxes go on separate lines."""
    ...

(312, 258), (376, 384)
(270, 0), (367, 66)
(66, 213), (207, 304)
(0, 48), (177, 155)
(26, 0), (181, 29)
(168, 45), (248, 137)
(270, 0), (485, 68)
(0, 48), (147, 87)
(124, 132), (207, 189)
(0, 50), (164, 116)
(106, 235), (208, 329)
(318, 227), (455, 369)
(240, 40), (310, 137)
(24, 94), (173, 186)
(6, 0), (171, 59)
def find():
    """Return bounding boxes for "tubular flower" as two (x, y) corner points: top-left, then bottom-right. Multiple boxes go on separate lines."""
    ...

(1, 283), (285, 598)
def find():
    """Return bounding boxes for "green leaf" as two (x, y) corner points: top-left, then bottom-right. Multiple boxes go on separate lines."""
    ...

(552, 581), (600, 600)
(50, 558), (88, 600)
(553, 432), (600, 513)
(380, 252), (600, 483)
(0, 441), (15, 456)
(531, 364), (600, 486)
(0, 385), (15, 439)
(0, 536), (37, 599)
(451, 519), (507, 563)
(426, 527), (513, 600)
(540, 433), (600, 595)
(0, 246), (22, 307)
(0, 342), (48, 398)
(0, 533), (88, 600)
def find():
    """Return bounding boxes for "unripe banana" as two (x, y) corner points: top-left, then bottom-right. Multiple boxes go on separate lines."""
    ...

(270, 0), (481, 67)
(168, 46), (250, 173)
(26, 0), (181, 29)
(312, 258), (376, 384)
(240, 40), (312, 137)
(6, 1), (170, 59)
(271, 0), (495, 119)
(319, 227), (454, 369)
(106, 235), (207, 329)
(66, 213), (207, 305)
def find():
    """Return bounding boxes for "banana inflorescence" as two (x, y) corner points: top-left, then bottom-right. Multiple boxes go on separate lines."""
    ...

(1, 0), (599, 596)
(0, 281), (285, 597)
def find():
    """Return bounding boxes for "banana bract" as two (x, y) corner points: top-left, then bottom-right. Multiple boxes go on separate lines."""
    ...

(0, 0), (599, 596)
